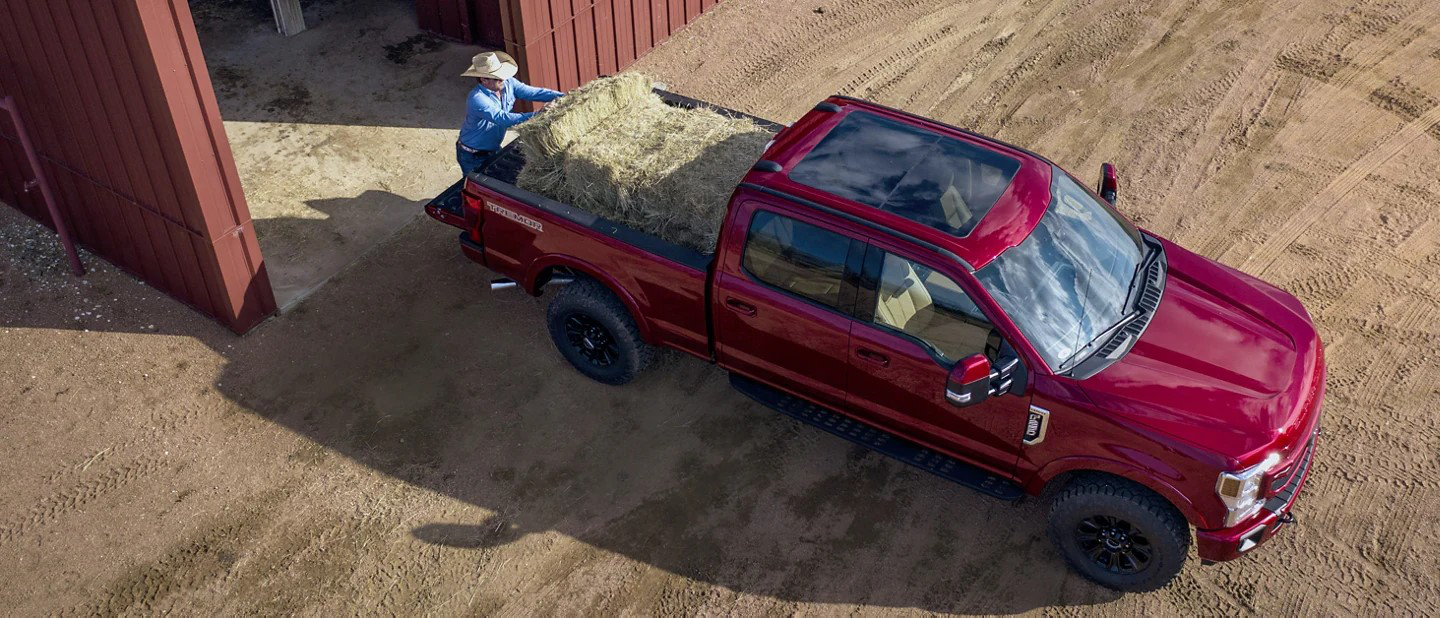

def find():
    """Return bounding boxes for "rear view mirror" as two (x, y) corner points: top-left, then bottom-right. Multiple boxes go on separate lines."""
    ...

(1098, 162), (1119, 204)
(946, 354), (992, 407)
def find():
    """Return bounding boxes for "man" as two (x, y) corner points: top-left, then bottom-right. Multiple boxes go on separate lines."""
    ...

(457, 51), (563, 175)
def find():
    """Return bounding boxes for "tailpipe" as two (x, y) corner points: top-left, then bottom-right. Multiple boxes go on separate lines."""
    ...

(490, 275), (574, 292)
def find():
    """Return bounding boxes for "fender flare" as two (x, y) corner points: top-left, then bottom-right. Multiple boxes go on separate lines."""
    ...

(525, 255), (655, 344)
(1029, 456), (1210, 528)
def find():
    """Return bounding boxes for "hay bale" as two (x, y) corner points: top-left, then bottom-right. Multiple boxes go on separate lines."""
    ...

(515, 73), (775, 254)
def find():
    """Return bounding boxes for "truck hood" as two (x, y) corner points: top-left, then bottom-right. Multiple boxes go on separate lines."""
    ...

(1076, 237), (1321, 462)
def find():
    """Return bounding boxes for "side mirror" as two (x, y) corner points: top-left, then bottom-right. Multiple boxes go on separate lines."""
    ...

(1098, 162), (1119, 205)
(946, 354), (992, 407)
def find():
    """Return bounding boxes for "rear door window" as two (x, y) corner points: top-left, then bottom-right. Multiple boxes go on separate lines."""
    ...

(743, 210), (855, 309)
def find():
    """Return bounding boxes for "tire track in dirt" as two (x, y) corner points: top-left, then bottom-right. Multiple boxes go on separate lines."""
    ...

(1147, 3), (1305, 249)
(36, 404), (202, 487)
(839, 25), (965, 100)
(1274, 1), (1426, 86)
(919, 29), (1018, 118)
(1, 404), (206, 548)
(1237, 102), (1440, 275)
(887, 26), (998, 112)
(747, 1), (980, 119)
(691, 0), (937, 114)
(1185, 0), (1435, 256)
(60, 488), (291, 617)
(1107, 2), (1293, 218)
(1369, 77), (1440, 139)
(0, 454), (167, 548)
(930, 0), (1070, 115)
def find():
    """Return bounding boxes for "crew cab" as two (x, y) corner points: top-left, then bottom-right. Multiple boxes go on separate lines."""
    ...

(425, 91), (1325, 591)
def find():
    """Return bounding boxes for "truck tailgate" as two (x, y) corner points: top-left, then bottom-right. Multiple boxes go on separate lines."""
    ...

(470, 175), (713, 360)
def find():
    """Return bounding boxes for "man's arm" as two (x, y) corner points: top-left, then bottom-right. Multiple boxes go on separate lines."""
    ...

(472, 91), (534, 128)
(512, 80), (564, 103)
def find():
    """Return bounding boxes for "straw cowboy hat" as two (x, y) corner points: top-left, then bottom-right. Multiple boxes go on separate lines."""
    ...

(462, 51), (518, 80)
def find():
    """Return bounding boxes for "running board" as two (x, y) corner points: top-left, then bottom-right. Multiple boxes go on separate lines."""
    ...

(729, 374), (1024, 500)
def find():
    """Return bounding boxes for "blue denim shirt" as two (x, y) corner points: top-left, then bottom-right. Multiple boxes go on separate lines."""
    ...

(458, 79), (563, 151)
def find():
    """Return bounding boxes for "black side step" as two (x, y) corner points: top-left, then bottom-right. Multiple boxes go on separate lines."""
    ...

(729, 374), (1024, 500)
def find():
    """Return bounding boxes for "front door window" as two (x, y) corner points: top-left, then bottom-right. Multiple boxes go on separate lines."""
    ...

(871, 252), (993, 364)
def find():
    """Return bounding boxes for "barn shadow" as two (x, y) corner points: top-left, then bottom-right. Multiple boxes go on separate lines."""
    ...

(0, 134), (1119, 613)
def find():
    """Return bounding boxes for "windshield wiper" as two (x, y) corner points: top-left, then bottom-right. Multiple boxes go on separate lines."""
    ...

(1058, 309), (1142, 373)
(1120, 240), (1159, 313)
(1060, 242), (1159, 374)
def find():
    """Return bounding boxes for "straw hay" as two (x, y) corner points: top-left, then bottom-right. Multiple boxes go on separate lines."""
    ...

(515, 73), (775, 253)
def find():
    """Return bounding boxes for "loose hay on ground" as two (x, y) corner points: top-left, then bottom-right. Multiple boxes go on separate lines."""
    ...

(516, 73), (776, 253)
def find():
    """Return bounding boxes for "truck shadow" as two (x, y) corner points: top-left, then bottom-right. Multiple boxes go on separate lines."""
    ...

(202, 220), (1118, 612)
(0, 177), (1118, 613)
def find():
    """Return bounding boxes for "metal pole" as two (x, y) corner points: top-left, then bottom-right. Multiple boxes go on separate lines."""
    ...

(0, 96), (85, 276)
(269, 0), (307, 36)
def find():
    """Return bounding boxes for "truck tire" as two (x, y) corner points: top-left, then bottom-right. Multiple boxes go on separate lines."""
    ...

(1048, 475), (1190, 592)
(546, 278), (655, 385)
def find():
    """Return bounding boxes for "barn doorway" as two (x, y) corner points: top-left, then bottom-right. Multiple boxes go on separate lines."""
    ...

(191, 0), (485, 309)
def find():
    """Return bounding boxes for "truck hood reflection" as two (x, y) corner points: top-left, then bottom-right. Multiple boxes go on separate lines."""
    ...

(1075, 240), (1314, 460)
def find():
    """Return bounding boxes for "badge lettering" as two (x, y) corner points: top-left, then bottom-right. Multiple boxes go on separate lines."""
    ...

(487, 202), (543, 233)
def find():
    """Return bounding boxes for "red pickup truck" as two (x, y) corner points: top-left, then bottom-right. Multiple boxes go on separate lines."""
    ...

(426, 91), (1324, 591)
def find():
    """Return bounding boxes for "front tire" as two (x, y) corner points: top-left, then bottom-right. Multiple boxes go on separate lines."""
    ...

(546, 278), (654, 385)
(1048, 475), (1190, 592)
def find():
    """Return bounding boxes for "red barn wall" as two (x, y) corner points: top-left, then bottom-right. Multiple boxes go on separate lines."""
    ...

(0, 0), (276, 333)
(425, 0), (720, 108)
(417, 0), (507, 47)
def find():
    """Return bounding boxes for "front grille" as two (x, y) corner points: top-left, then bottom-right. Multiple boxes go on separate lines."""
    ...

(1269, 460), (1296, 493)
(1269, 346), (1325, 493)
(1265, 433), (1315, 512)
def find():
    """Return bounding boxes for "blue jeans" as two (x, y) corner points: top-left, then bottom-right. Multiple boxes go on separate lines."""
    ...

(457, 143), (494, 176)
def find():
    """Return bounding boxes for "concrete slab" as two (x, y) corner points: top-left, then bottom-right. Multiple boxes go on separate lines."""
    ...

(194, 0), (482, 310)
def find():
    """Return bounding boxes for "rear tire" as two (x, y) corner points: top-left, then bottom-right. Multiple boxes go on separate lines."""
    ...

(1048, 475), (1190, 592)
(546, 278), (654, 385)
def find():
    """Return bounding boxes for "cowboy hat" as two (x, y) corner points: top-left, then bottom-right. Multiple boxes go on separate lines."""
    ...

(462, 51), (518, 80)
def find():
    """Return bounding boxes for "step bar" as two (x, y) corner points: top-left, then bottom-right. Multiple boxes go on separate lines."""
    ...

(729, 374), (1023, 500)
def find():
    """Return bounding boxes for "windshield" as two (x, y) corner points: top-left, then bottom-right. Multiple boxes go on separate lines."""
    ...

(975, 166), (1144, 372)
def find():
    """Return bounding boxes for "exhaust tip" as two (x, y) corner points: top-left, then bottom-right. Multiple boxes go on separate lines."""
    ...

(490, 278), (519, 291)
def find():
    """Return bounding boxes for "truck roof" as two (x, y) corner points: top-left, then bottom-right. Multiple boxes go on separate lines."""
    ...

(742, 96), (1055, 271)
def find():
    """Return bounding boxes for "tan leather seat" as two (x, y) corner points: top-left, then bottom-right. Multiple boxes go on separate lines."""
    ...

(875, 255), (933, 332)
(940, 175), (972, 230)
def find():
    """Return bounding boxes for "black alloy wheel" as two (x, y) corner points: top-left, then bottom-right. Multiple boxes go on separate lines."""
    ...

(545, 277), (655, 385)
(1048, 475), (1189, 592)
(563, 313), (619, 368)
(1075, 514), (1153, 574)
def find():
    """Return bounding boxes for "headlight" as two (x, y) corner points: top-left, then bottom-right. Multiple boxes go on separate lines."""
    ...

(1216, 452), (1281, 527)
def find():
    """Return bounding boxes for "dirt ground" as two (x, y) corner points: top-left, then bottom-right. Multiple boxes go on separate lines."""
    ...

(3, 0), (1440, 614)
(194, 0), (480, 309)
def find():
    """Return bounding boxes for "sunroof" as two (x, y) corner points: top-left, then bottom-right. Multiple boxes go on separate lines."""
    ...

(789, 111), (1021, 237)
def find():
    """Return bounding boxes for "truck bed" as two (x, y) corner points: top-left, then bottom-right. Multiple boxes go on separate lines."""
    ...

(429, 89), (782, 360)
(426, 88), (782, 228)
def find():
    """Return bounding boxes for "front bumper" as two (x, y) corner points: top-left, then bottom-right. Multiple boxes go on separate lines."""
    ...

(1195, 432), (1317, 562)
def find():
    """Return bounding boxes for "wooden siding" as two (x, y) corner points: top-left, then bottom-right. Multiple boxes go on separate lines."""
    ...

(417, 0), (507, 47)
(0, 0), (276, 333)
(493, 0), (720, 109)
